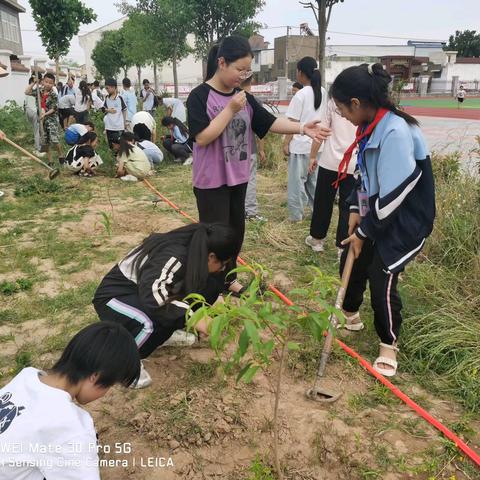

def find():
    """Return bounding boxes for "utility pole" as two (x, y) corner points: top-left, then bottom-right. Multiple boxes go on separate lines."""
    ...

(285, 25), (290, 79)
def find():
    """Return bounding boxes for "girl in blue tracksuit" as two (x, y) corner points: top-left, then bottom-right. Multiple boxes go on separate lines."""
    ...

(331, 63), (435, 377)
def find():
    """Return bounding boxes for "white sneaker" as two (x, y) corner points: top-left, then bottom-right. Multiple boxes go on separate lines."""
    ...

(120, 174), (138, 182)
(161, 330), (197, 347)
(337, 248), (344, 262)
(33, 150), (46, 157)
(129, 361), (152, 389)
(183, 156), (193, 166)
(305, 235), (325, 252)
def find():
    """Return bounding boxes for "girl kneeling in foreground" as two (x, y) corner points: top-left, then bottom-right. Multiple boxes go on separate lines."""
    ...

(332, 63), (435, 376)
(93, 223), (237, 388)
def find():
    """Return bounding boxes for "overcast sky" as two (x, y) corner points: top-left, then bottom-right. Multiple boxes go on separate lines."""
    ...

(18, 0), (480, 63)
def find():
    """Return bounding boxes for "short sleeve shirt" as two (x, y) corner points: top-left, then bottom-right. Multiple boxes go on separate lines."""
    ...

(186, 83), (275, 189)
(163, 97), (186, 123)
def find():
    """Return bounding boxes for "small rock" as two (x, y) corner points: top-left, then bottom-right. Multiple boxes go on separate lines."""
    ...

(169, 355), (178, 361)
(169, 440), (180, 450)
(131, 412), (149, 429)
(203, 432), (212, 442)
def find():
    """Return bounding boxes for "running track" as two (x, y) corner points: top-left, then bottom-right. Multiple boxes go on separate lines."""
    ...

(402, 106), (480, 120)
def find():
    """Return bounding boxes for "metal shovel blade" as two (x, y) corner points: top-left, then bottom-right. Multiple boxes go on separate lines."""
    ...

(48, 168), (60, 180)
(305, 386), (342, 403)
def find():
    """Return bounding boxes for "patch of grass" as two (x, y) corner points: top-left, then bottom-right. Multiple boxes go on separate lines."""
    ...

(186, 360), (218, 385)
(348, 384), (399, 411)
(0, 309), (20, 326)
(14, 350), (32, 375)
(14, 174), (64, 197)
(246, 456), (275, 480)
(0, 278), (33, 295)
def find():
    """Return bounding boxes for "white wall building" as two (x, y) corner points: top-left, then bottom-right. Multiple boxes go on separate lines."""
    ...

(78, 16), (203, 89)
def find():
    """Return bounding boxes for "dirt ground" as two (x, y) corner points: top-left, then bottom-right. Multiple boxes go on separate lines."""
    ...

(0, 164), (479, 480)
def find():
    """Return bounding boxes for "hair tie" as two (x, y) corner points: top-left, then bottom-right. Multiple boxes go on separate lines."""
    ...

(367, 64), (374, 76)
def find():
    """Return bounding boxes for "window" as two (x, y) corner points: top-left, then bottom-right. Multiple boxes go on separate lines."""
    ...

(1, 11), (20, 44)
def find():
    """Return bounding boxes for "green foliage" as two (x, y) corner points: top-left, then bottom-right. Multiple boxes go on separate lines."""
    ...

(29, 0), (96, 62)
(92, 29), (129, 79)
(99, 211), (113, 238)
(14, 350), (32, 374)
(0, 278), (33, 296)
(445, 30), (480, 57)
(14, 175), (63, 197)
(188, 0), (265, 58)
(430, 151), (461, 182)
(246, 456), (275, 480)
(120, 13), (153, 72)
(0, 101), (32, 146)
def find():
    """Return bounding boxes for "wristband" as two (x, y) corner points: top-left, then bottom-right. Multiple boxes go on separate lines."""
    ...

(299, 122), (305, 136)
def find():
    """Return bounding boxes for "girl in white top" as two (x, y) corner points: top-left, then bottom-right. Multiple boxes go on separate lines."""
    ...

(283, 57), (327, 222)
(305, 98), (357, 254)
(74, 80), (91, 124)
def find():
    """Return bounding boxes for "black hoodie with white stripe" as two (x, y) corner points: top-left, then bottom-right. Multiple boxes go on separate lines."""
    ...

(93, 244), (191, 328)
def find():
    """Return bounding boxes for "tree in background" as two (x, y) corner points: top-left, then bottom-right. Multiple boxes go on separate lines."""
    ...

(119, 0), (191, 97)
(446, 30), (480, 57)
(300, 0), (345, 87)
(29, 0), (96, 79)
(92, 29), (130, 79)
(121, 13), (153, 89)
(189, 0), (264, 60)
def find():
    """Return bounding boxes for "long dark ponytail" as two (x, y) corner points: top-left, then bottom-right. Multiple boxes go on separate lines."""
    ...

(330, 63), (419, 126)
(118, 131), (135, 157)
(128, 223), (237, 293)
(79, 80), (91, 104)
(297, 56), (322, 109)
(161, 116), (189, 137)
(205, 35), (253, 82)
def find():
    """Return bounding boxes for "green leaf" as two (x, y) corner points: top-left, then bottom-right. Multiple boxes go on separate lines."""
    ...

(209, 314), (227, 350)
(287, 341), (301, 351)
(238, 328), (250, 357)
(244, 319), (260, 345)
(237, 364), (260, 383)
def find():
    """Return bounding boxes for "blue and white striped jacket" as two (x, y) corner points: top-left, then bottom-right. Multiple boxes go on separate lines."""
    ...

(350, 112), (436, 273)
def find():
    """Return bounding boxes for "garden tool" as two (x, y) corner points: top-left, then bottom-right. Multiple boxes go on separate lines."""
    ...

(33, 63), (48, 153)
(306, 247), (355, 403)
(2, 136), (60, 180)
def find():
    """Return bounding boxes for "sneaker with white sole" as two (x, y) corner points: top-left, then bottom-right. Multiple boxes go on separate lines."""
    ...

(161, 329), (197, 347)
(129, 361), (152, 389)
(33, 150), (46, 157)
(183, 156), (193, 166)
(305, 235), (325, 252)
(120, 174), (138, 182)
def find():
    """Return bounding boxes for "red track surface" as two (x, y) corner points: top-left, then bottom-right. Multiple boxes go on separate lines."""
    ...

(403, 106), (480, 120)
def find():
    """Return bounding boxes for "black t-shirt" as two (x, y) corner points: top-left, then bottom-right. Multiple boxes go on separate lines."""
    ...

(65, 145), (95, 165)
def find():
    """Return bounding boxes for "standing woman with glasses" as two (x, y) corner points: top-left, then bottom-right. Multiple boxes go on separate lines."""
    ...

(186, 36), (331, 295)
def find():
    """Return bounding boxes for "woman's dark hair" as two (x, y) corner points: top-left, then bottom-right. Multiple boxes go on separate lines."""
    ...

(128, 223), (237, 294)
(292, 81), (303, 90)
(330, 63), (419, 126)
(51, 322), (140, 388)
(83, 120), (95, 130)
(297, 56), (322, 109)
(118, 131), (136, 157)
(161, 116), (188, 137)
(78, 131), (97, 145)
(93, 80), (100, 87)
(205, 35), (253, 82)
(142, 78), (150, 86)
(78, 80), (92, 104)
(122, 77), (131, 88)
(133, 123), (152, 141)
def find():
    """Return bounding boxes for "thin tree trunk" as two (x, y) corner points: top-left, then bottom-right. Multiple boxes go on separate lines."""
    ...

(136, 64), (141, 92)
(153, 62), (158, 92)
(55, 56), (60, 83)
(273, 340), (287, 480)
(318, 0), (327, 87)
(172, 47), (179, 98)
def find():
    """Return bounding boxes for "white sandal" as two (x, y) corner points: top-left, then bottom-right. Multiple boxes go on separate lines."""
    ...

(338, 312), (364, 331)
(373, 343), (399, 377)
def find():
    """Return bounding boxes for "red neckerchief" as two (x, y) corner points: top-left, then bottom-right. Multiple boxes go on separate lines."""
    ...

(41, 92), (48, 111)
(333, 107), (389, 188)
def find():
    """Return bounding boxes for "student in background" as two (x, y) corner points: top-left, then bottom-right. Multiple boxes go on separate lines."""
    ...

(58, 93), (76, 130)
(121, 77), (138, 130)
(456, 85), (466, 108)
(161, 116), (192, 165)
(331, 63), (435, 376)
(114, 131), (152, 181)
(25, 72), (64, 166)
(131, 110), (157, 143)
(60, 75), (77, 97)
(241, 75), (267, 221)
(24, 75), (44, 157)
(283, 56), (327, 222)
(73, 80), (91, 124)
(291, 81), (303, 96)
(158, 95), (186, 123)
(90, 80), (105, 111)
(140, 79), (156, 115)
(64, 121), (95, 146)
(133, 123), (163, 166)
(102, 78), (127, 154)
(93, 223), (236, 388)
(305, 97), (357, 256)
(0, 322), (140, 479)
(64, 131), (103, 177)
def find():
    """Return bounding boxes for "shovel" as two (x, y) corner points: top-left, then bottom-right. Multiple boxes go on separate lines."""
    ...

(33, 64), (48, 153)
(2, 136), (60, 180)
(306, 247), (355, 403)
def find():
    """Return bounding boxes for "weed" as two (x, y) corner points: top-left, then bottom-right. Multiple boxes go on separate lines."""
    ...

(246, 456), (275, 480)
(14, 175), (63, 197)
(14, 350), (32, 374)
(0, 278), (33, 295)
